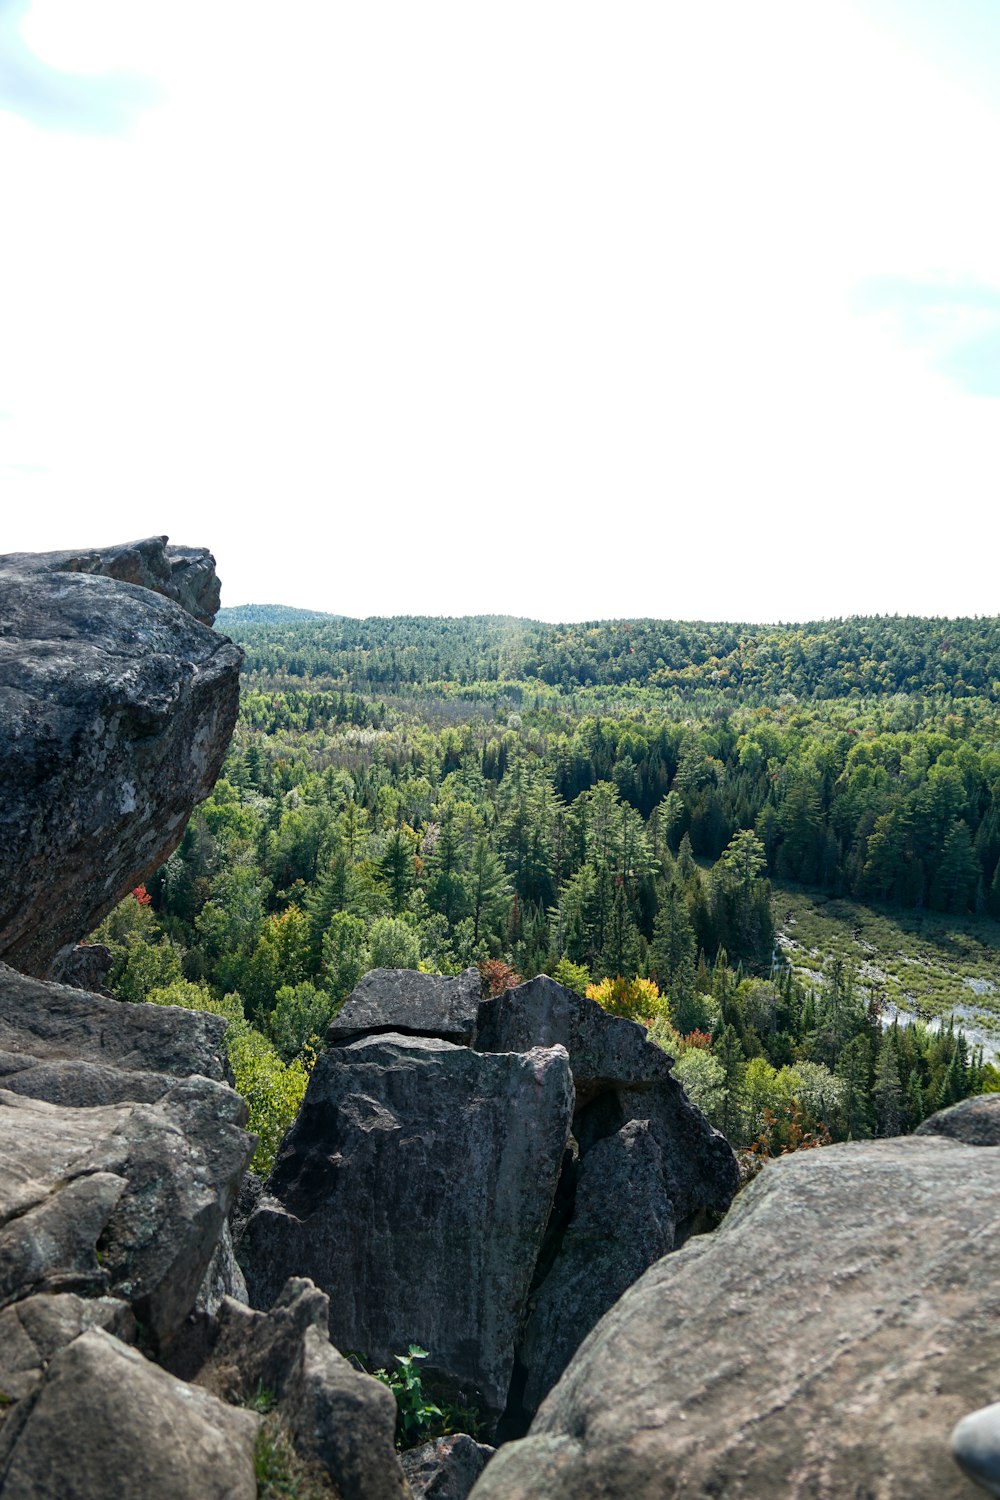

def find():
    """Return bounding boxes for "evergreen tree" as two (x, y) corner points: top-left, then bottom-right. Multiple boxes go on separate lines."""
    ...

(872, 1035), (903, 1137)
(650, 883), (705, 1032)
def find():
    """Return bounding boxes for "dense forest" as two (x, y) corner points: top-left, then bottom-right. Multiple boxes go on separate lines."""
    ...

(220, 607), (1000, 703)
(92, 608), (1000, 1170)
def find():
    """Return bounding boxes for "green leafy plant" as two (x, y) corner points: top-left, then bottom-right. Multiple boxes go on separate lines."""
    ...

(372, 1345), (444, 1448)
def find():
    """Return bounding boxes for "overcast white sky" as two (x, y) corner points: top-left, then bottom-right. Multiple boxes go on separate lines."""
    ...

(1, 0), (998, 623)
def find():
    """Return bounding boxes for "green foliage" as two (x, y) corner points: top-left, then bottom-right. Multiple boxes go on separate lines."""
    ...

(671, 1047), (727, 1129)
(371, 1345), (444, 1448)
(268, 981), (334, 1061)
(320, 911), (370, 1002)
(91, 896), (183, 1002)
(145, 981), (309, 1175)
(550, 956), (591, 994)
(253, 1416), (337, 1498)
(228, 1023), (311, 1175)
(367, 916), (421, 970)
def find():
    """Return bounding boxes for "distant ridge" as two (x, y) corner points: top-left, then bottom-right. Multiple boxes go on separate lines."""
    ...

(217, 603), (339, 627)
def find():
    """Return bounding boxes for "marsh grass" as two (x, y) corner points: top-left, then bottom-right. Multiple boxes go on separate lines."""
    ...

(774, 882), (1000, 1045)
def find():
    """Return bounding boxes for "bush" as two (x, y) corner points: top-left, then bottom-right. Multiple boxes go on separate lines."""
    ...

(368, 916), (420, 970)
(269, 981), (335, 1061)
(146, 982), (309, 1174)
(585, 975), (671, 1027)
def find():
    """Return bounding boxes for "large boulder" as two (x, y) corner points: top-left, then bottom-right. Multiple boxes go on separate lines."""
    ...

(328, 966), (482, 1045)
(516, 1119), (674, 1415)
(476, 976), (738, 1232)
(0, 535), (222, 625)
(0, 1075), (253, 1348)
(240, 1033), (575, 1421)
(469, 1134), (1000, 1500)
(0, 559), (241, 979)
(476, 975), (669, 1101)
(475, 974), (737, 1426)
(0, 963), (230, 1083)
(0, 1327), (259, 1500)
(0, 1291), (136, 1403)
(916, 1093), (1000, 1147)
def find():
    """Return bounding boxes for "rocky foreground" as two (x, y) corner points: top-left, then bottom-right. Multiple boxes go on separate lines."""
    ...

(0, 538), (998, 1499)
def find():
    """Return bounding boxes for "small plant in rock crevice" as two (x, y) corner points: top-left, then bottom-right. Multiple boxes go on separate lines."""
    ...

(353, 1344), (486, 1449)
(252, 1415), (340, 1499)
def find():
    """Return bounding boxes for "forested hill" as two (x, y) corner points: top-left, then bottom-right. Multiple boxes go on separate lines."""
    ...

(219, 603), (337, 628)
(216, 609), (1000, 701)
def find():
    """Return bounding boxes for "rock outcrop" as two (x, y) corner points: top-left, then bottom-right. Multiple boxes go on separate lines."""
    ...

(0, 542), (241, 979)
(190, 1276), (409, 1500)
(241, 1033), (577, 1420)
(0, 1328), (260, 1500)
(469, 1132), (1000, 1500)
(0, 535), (222, 625)
(0, 539), (271, 1498)
(916, 1092), (1000, 1147)
(402, 1435), (495, 1499)
(328, 966), (482, 1044)
(0, 1075), (252, 1347)
(239, 970), (739, 1432)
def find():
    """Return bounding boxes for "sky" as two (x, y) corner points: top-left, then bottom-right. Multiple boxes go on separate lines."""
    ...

(1, 0), (998, 624)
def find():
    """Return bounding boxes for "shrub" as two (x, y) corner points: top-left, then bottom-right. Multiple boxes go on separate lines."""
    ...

(585, 975), (671, 1026)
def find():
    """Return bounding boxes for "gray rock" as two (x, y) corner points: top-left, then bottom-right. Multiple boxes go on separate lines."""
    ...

(196, 1277), (334, 1403)
(195, 1278), (409, 1500)
(286, 1323), (410, 1500)
(0, 565), (241, 978)
(0, 1075), (253, 1347)
(194, 1221), (248, 1316)
(580, 1072), (739, 1234)
(469, 1135), (1000, 1500)
(0, 1292), (135, 1403)
(953, 1402), (1000, 1497)
(916, 1092), (1000, 1146)
(0, 534), (222, 625)
(517, 1120), (674, 1416)
(0, 1327), (258, 1500)
(476, 975), (738, 1232)
(0, 1049), (186, 1107)
(475, 975), (670, 1101)
(240, 1033), (575, 1421)
(328, 966), (482, 1044)
(58, 942), (113, 994)
(0, 963), (229, 1081)
(402, 1435), (495, 1499)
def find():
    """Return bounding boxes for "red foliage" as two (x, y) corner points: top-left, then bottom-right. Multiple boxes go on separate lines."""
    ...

(478, 959), (523, 998)
(132, 884), (152, 907)
(677, 1028), (713, 1052)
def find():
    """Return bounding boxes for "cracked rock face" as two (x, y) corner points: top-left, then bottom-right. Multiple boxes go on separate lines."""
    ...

(0, 1075), (253, 1348)
(0, 558), (242, 979)
(240, 1033), (576, 1422)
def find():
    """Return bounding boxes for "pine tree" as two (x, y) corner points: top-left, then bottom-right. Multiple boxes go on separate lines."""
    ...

(872, 1036), (903, 1137)
(650, 883), (704, 1032)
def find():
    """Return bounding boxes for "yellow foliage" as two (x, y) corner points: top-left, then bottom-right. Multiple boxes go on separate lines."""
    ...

(585, 975), (672, 1027)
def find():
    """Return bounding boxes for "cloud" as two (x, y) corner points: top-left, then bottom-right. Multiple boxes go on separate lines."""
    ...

(852, 274), (1000, 397)
(0, 0), (159, 134)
